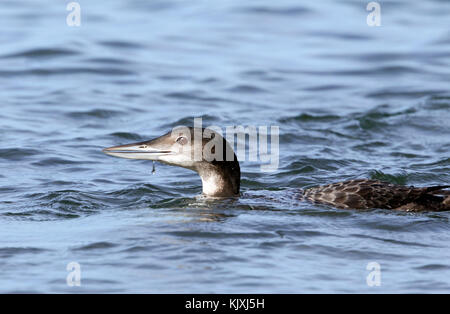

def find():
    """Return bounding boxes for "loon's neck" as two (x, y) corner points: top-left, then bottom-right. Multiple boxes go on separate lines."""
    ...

(195, 160), (240, 197)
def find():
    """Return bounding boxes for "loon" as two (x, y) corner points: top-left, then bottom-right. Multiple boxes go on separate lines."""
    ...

(103, 127), (450, 212)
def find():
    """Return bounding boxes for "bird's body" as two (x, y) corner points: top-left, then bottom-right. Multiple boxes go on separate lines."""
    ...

(303, 179), (450, 212)
(103, 127), (450, 212)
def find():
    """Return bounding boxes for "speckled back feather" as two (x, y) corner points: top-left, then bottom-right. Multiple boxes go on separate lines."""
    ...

(303, 179), (450, 212)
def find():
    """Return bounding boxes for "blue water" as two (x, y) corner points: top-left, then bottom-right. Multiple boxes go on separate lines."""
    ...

(0, 0), (450, 293)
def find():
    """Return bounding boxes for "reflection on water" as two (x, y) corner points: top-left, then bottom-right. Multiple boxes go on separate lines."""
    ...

(0, 0), (450, 293)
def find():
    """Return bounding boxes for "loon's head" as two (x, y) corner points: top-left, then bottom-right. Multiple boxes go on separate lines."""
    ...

(103, 127), (240, 197)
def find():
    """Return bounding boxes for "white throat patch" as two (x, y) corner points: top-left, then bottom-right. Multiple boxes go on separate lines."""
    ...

(200, 173), (226, 196)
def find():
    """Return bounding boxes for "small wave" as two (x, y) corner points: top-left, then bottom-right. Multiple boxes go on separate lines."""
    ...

(85, 57), (133, 65)
(109, 132), (143, 141)
(410, 158), (450, 170)
(7, 190), (107, 221)
(66, 109), (124, 119)
(98, 40), (145, 49)
(414, 264), (450, 271)
(424, 95), (450, 110)
(366, 89), (446, 99)
(351, 234), (431, 247)
(0, 67), (136, 77)
(237, 6), (312, 16)
(108, 183), (164, 198)
(361, 106), (417, 119)
(309, 31), (371, 41)
(0, 247), (49, 258)
(226, 84), (268, 94)
(303, 84), (349, 91)
(0, 148), (40, 161)
(158, 74), (192, 81)
(159, 115), (222, 129)
(279, 113), (341, 123)
(283, 158), (351, 173)
(166, 230), (276, 240)
(2, 48), (80, 59)
(2, 209), (80, 220)
(31, 157), (80, 167)
(72, 241), (119, 251)
(164, 91), (226, 103)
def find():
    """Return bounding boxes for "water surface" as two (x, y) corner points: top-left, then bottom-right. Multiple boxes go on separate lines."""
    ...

(0, 0), (450, 293)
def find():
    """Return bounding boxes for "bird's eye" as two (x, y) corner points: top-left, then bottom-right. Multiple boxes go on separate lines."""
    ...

(176, 136), (188, 145)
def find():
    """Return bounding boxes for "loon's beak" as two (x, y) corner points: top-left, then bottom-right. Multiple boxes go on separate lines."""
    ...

(102, 139), (175, 161)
